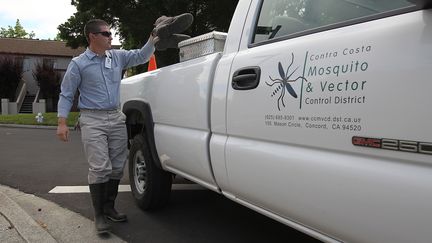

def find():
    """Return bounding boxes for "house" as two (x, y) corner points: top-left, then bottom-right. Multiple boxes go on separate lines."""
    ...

(0, 38), (85, 95)
(0, 38), (122, 114)
(0, 38), (86, 114)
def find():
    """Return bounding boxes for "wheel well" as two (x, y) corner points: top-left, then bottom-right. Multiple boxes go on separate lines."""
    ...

(122, 101), (163, 169)
(125, 109), (145, 147)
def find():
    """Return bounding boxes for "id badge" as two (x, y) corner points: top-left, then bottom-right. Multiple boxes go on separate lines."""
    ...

(105, 51), (112, 69)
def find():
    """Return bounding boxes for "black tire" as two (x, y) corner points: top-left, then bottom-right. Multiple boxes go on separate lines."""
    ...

(129, 134), (172, 210)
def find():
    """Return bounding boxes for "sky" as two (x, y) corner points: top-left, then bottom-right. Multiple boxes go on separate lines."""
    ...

(0, 0), (120, 44)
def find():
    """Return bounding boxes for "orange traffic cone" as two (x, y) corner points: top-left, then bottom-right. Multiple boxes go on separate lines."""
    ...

(148, 54), (157, 71)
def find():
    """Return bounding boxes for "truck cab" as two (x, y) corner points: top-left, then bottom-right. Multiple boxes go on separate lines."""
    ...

(121, 1), (432, 242)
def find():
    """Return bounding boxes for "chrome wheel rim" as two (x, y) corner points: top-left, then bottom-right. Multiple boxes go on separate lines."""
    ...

(133, 150), (147, 194)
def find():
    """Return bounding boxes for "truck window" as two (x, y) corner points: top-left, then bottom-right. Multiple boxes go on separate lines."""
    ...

(252, 0), (417, 44)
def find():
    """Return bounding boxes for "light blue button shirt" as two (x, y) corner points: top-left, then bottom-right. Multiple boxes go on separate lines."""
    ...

(57, 40), (155, 118)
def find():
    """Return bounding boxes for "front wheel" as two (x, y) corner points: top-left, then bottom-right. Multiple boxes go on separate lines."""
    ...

(129, 134), (172, 210)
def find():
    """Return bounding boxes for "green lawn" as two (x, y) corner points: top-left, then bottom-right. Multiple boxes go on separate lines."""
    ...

(0, 112), (79, 127)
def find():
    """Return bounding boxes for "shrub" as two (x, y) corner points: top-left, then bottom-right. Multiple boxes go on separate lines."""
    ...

(0, 56), (23, 101)
(33, 62), (61, 111)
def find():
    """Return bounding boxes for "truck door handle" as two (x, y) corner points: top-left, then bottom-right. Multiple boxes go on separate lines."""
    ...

(232, 67), (261, 90)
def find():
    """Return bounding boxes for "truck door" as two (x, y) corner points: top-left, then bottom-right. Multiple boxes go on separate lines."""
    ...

(225, 0), (432, 242)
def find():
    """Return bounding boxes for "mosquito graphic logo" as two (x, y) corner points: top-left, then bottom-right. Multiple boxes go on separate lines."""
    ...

(266, 53), (307, 111)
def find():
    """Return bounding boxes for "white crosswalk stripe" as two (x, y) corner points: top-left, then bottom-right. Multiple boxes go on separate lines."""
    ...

(49, 184), (205, 193)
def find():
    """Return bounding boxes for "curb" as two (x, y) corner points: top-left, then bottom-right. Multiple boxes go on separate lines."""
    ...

(0, 191), (57, 243)
(0, 185), (126, 243)
(0, 124), (74, 130)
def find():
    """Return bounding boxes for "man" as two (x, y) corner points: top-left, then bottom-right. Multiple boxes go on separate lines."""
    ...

(56, 19), (155, 234)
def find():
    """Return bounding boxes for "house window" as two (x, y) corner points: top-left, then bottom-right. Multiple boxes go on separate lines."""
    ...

(23, 58), (31, 72)
(43, 58), (56, 69)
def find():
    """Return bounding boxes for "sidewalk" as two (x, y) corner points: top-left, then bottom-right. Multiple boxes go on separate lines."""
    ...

(0, 185), (126, 243)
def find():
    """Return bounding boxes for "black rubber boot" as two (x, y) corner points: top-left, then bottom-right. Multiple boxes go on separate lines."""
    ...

(154, 34), (191, 51)
(89, 183), (111, 234)
(104, 179), (127, 222)
(152, 13), (194, 39)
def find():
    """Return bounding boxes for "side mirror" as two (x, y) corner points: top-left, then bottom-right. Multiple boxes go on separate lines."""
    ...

(408, 0), (432, 8)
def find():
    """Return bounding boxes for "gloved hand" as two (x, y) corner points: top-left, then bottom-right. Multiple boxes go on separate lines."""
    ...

(152, 13), (194, 39)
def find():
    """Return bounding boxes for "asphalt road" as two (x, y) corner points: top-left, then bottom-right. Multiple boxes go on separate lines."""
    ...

(0, 126), (321, 243)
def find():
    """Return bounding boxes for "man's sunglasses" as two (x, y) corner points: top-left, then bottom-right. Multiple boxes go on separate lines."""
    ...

(92, 31), (112, 37)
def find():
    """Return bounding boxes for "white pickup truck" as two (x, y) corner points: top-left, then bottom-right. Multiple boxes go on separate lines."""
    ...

(120, 0), (432, 242)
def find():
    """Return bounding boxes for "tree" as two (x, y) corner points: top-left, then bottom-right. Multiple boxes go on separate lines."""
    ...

(0, 56), (23, 100)
(58, 0), (239, 69)
(32, 62), (61, 112)
(0, 19), (35, 39)
(57, 11), (93, 48)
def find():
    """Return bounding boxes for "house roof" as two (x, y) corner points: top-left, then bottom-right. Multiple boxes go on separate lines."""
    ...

(0, 38), (86, 57)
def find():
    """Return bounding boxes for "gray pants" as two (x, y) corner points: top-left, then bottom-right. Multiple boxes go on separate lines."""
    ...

(79, 110), (128, 184)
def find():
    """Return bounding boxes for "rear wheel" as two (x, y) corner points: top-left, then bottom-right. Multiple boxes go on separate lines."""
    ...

(128, 134), (172, 210)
